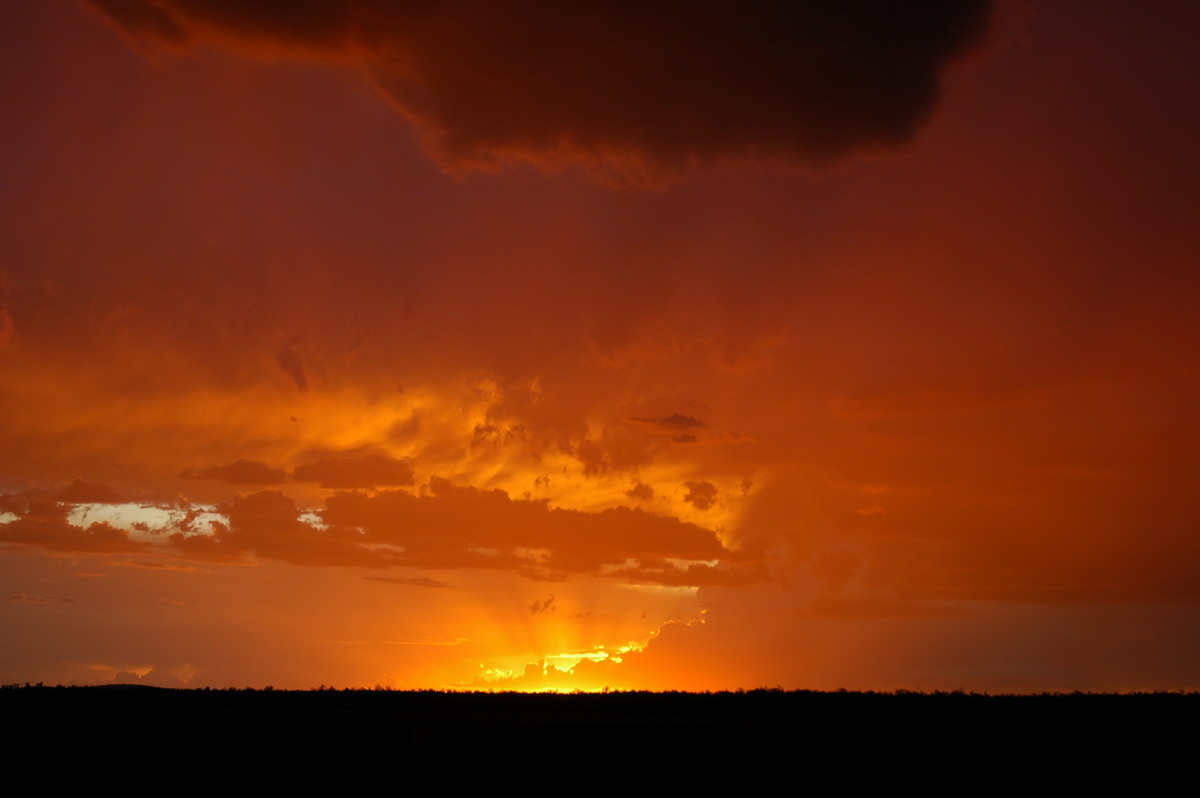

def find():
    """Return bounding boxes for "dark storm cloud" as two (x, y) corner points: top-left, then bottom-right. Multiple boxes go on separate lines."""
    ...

(292, 452), (415, 489)
(632, 413), (707, 432)
(86, 0), (994, 179)
(174, 489), (388, 568)
(683, 480), (718, 511)
(181, 459), (289, 485)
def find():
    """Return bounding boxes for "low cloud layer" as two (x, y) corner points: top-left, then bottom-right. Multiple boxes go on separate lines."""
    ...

(0, 478), (734, 584)
(86, 0), (994, 180)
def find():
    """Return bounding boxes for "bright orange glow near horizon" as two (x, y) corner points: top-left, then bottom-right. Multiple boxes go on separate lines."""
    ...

(2, 1), (1199, 693)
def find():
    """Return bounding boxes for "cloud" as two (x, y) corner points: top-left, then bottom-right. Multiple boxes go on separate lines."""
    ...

(0, 477), (728, 583)
(274, 337), (308, 391)
(529, 594), (555, 615)
(0, 497), (142, 554)
(605, 559), (761, 588)
(364, 575), (452, 589)
(626, 481), (655, 502)
(292, 452), (415, 489)
(54, 478), (124, 504)
(322, 477), (728, 575)
(628, 413), (708, 445)
(181, 459), (289, 485)
(571, 430), (653, 476)
(85, 0), (995, 181)
(683, 481), (718, 512)
(5, 593), (74, 604)
(173, 490), (387, 568)
(631, 413), (707, 432)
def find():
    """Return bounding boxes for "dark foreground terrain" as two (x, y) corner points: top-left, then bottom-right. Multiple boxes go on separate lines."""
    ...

(3, 685), (1196, 780)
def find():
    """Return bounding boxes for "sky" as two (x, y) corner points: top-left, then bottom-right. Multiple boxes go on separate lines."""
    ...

(2, 0), (1198, 692)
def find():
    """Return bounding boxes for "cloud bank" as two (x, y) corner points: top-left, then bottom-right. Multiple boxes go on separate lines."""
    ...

(85, 0), (994, 180)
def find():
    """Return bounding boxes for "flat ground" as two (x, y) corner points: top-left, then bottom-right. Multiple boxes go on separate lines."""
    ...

(3, 686), (1194, 777)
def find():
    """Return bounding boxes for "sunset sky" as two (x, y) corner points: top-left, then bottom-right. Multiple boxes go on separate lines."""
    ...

(3, 1), (1199, 692)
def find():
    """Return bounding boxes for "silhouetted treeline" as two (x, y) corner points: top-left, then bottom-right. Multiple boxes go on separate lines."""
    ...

(3, 685), (1195, 779)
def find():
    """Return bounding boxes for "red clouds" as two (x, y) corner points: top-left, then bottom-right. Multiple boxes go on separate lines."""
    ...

(321, 478), (728, 575)
(6, 1), (1200, 692)
(2, 477), (732, 583)
(85, 0), (994, 180)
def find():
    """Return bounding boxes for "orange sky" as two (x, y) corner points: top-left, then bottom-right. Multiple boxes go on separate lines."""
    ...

(2, 1), (1199, 692)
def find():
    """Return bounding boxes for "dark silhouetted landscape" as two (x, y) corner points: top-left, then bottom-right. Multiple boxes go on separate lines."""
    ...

(4, 685), (1196, 777)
